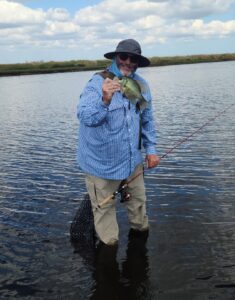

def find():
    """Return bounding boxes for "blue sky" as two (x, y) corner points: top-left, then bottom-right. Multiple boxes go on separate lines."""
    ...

(27, 1), (100, 12)
(0, 0), (235, 63)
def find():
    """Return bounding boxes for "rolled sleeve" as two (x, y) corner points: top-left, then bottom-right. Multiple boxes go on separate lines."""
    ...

(77, 75), (108, 127)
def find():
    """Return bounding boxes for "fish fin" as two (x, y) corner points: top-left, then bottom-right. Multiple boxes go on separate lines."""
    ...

(113, 76), (119, 82)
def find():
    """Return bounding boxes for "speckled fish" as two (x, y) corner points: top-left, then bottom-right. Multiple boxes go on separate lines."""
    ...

(114, 76), (148, 109)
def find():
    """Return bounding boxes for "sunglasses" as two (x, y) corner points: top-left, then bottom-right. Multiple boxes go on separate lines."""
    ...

(118, 53), (139, 64)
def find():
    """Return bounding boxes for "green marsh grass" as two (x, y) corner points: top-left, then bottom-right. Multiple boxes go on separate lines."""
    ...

(1, 53), (234, 76)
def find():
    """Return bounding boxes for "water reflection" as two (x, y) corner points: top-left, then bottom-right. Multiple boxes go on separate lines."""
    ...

(90, 229), (149, 300)
(120, 229), (149, 300)
(90, 243), (119, 300)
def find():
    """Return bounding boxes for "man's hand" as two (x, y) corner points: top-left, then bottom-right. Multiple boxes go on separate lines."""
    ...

(102, 78), (120, 105)
(145, 154), (161, 168)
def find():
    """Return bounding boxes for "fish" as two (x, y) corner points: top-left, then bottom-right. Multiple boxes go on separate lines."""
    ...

(114, 76), (148, 110)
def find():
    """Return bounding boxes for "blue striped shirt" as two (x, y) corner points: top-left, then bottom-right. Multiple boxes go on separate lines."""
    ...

(77, 70), (157, 180)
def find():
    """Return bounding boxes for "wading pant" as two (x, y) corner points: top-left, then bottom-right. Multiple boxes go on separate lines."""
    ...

(85, 164), (149, 245)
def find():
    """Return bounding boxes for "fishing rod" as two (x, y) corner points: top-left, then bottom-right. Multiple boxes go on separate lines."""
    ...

(161, 103), (234, 159)
(98, 103), (234, 208)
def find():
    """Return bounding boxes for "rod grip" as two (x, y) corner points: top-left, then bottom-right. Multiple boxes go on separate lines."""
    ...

(98, 194), (115, 208)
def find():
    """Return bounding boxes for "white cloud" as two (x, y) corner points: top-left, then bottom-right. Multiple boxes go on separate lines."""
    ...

(165, 19), (235, 39)
(0, 0), (45, 28)
(42, 21), (80, 37)
(74, 0), (167, 25)
(0, 0), (235, 60)
(46, 8), (70, 22)
(71, 0), (235, 50)
(1, 0), (31, 3)
(167, 0), (235, 19)
(2, 0), (29, 2)
(193, 19), (235, 37)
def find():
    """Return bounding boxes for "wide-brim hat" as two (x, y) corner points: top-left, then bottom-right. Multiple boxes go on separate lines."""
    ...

(104, 39), (150, 67)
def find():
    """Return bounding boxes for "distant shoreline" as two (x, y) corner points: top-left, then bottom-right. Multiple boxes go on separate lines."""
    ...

(0, 53), (235, 77)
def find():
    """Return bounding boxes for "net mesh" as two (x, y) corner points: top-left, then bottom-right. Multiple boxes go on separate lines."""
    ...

(70, 193), (95, 245)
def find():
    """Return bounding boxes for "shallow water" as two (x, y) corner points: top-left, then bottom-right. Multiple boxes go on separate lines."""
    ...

(0, 62), (235, 299)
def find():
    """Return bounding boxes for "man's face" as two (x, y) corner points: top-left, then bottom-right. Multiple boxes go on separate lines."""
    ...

(116, 53), (139, 76)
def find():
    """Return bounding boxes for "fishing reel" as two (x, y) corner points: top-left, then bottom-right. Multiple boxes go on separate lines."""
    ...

(120, 185), (131, 203)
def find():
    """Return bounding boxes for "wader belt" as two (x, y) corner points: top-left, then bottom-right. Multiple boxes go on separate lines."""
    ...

(96, 70), (143, 150)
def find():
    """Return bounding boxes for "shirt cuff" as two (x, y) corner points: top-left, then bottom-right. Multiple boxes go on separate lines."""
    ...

(100, 100), (109, 111)
(146, 146), (157, 155)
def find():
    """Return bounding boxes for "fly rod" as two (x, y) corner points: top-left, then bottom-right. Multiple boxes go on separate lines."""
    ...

(98, 103), (234, 208)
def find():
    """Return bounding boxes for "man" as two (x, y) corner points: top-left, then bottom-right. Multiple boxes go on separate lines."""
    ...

(77, 39), (160, 246)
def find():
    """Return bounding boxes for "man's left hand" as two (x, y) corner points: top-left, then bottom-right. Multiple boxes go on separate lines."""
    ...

(145, 154), (161, 168)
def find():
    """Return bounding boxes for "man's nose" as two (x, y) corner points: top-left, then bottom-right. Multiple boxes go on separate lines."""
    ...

(125, 56), (131, 64)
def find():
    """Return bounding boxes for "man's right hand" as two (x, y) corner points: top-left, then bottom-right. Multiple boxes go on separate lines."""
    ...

(102, 78), (121, 105)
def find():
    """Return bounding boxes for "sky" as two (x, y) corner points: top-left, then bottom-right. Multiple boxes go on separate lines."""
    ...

(0, 0), (235, 64)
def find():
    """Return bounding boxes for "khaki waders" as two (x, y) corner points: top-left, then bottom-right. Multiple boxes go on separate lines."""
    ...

(85, 164), (149, 245)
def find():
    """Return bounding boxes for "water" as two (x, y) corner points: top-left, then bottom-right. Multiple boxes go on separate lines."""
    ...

(0, 62), (234, 299)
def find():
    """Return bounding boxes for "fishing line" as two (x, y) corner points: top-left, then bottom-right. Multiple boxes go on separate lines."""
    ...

(161, 103), (234, 159)
(98, 103), (234, 207)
